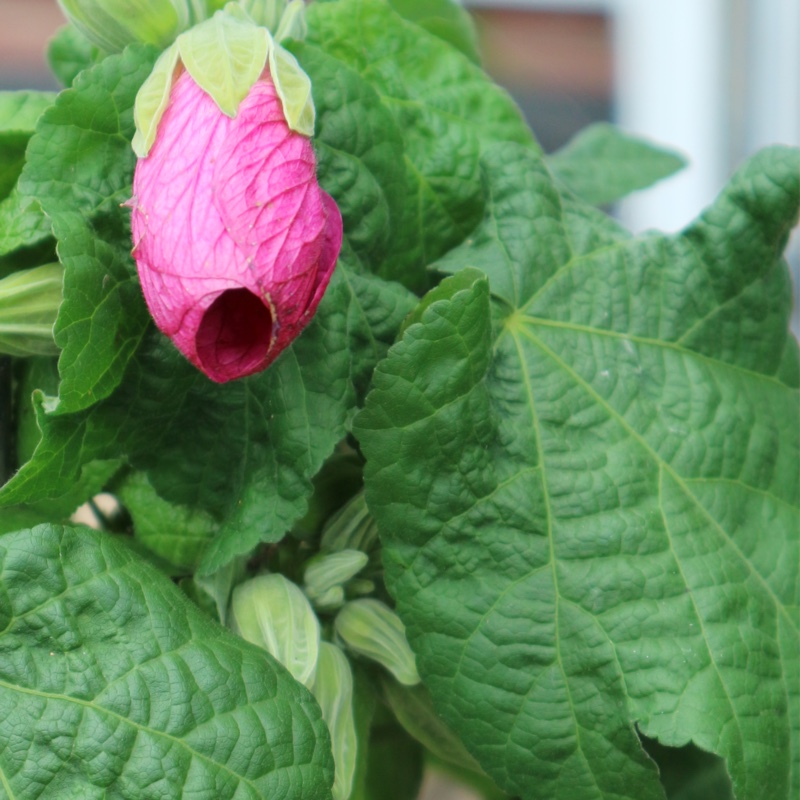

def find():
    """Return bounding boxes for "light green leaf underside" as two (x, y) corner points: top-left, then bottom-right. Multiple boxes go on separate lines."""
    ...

(0, 524), (334, 799)
(356, 144), (800, 800)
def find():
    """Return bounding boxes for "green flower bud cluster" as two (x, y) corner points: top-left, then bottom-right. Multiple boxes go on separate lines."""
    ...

(228, 572), (358, 800)
(227, 558), (423, 797)
(303, 549), (369, 612)
(0, 264), (63, 357)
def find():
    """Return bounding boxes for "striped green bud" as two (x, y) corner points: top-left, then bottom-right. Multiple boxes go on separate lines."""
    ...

(229, 573), (320, 687)
(304, 549), (369, 604)
(0, 264), (63, 357)
(312, 643), (358, 800)
(335, 599), (420, 686)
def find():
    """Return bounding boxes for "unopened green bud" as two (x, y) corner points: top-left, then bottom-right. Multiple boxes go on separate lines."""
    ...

(0, 264), (63, 357)
(312, 643), (358, 800)
(313, 585), (345, 612)
(335, 599), (420, 686)
(56, 0), (196, 53)
(347, 579), (375, 598)
(320, 492), (379, 556)
(304, 549), (369, 600)
(229, 573), (320, 687)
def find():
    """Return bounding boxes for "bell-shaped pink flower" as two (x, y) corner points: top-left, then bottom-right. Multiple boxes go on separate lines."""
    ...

(131, 69), (342, 383)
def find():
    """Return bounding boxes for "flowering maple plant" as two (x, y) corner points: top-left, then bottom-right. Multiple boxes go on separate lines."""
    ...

(0, 1), (798, 799)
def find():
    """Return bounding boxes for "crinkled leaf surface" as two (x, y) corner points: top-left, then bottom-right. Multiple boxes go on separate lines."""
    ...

(307, 0), (536, 291)
(0, 524), (334, 799)
(18, 45), (159, 413)
(0, 91), (56, 201)
(355, 144), (800, 800)
(547, 123), (687, 207)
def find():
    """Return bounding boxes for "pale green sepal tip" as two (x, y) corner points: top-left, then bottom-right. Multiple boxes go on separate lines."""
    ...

(275, 0), (307, 43)
(312, 643), (358, 800)
(132, 42), (181, 158)
(269, 42), (315, 136)
(177, 9), (269, 118)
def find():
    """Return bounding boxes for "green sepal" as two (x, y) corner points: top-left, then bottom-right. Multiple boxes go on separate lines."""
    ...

(176, 8), (270, 117)
(275, 0), (307, 42)
(269, 39), (315, 135)
(132, 41), (180, 157)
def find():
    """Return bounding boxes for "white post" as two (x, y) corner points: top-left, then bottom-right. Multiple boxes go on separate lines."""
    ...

(612, 0), (730, 233)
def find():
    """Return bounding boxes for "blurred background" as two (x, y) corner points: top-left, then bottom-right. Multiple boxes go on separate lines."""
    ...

(1, 2), (798, 797)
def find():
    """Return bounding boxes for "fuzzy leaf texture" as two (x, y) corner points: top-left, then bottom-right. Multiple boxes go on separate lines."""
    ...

(306, 0), (537, 292)
(355, 144), (800, 800)
(0, 524), (334, 799)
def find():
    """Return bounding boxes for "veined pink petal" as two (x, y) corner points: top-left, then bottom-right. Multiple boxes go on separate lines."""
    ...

(131, 70), (342, 383)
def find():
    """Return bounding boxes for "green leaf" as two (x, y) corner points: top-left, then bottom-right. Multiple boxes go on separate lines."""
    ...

(547, 123), (687, 206)
(355, 145), (800, 800)
(0, 91), (57, 201)
(115, 470), (218, 573)
(19, 45), (160, 414)
(388, 0), (480, 64)
(0, 523), (334, 798)
(47, 25), (102, 87)
(0, 190), (52, 262)
(291, 41), (409, 281)
(307, 0), (536, 291)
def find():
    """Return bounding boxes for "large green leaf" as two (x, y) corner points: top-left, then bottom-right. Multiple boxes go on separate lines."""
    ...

(0, 524), (333, 798)
(547, 123), (687, 206)
(18, 45), (158, 414)
(355, 145), (800, 800)
(307, 0), (536, 291)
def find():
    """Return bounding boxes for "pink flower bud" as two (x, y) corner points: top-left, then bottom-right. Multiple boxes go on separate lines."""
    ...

(131, 69), (342, 383)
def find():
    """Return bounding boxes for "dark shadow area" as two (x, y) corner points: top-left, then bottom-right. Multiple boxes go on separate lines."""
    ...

(641, 735), (734, 800)
(195, 288), (272, 379)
